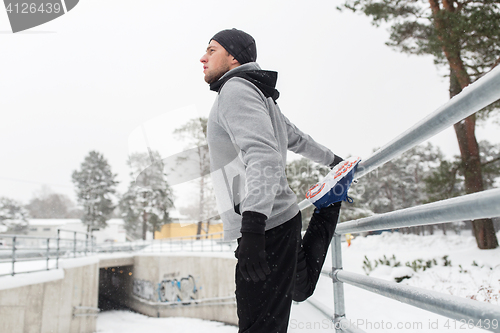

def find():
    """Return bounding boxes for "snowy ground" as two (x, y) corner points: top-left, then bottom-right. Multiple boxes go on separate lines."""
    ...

(290, 230), (500, 332)
(96, 311), (238, 333)
(95, 230), (500, 333)
(3, 230), (498, 332)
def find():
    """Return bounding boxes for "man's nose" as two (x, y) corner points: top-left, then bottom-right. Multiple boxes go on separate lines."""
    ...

(200, 54), (207, 63)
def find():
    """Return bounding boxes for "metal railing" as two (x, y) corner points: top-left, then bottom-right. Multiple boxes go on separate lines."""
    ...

(305, 64), (500, 332)
(93, 232), (235, 253)
(73, 306), (100, 317)
(0, 230), (235, 277)
(0, 229), (95, 277)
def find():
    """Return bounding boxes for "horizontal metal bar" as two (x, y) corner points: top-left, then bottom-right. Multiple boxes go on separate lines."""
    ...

(305, 297), (333, 321)
(337, 319), (366, 333)
(0, 257), (57, 263)
(74, 306), (100, 312)
(298, 199), (310, 211)
(0, 234), (60, 240)
(0, 267), (54, 277)
(303, 298), (366, 332)
(355, 65), (500, 179)
(58, 229), (89, 236)
(156, 295), (235, 306)
(185, 301), (236, 307)
(335, 270), (500, 333)
(336, 188), (500, 234)
(298, 66), (500, 211)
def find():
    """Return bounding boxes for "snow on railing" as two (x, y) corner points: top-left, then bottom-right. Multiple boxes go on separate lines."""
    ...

(0, 231), (235, 277)
(94, 232), (235, 253)
(306, 65), (500, 332)
(0, 229), (95, 277)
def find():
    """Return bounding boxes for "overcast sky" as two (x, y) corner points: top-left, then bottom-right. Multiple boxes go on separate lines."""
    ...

(1, 0), (498, 208)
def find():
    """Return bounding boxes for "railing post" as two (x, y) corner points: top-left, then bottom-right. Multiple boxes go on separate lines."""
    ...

(73, 232), (77, 258)
(85, 233), (88, 256)
(331, 233), (346, 331)
(11, 236), (16, 276)
(46, 238), (50, 270)
(56, 229), (60, 269)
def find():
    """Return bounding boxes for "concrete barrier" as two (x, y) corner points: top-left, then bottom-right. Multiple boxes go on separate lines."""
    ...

(126, 254), (238, 325)
(0, 253), (239, 330)
(0, 257), (99, 333)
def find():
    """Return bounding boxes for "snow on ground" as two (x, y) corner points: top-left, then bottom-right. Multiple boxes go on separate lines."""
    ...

(339, 230), (500, 305)
(292, 230), (500, 332)
(96, 311), (238, 333)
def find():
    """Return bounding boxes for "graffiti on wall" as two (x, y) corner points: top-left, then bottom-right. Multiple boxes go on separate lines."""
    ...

(159, 275), (198, 304)
(132, 275), (199, 305)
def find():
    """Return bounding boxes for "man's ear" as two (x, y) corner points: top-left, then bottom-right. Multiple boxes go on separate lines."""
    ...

(231, 57), (240, 66)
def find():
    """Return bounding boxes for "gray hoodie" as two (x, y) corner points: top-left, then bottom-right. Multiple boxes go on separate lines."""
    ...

(207, 63), (337, 241)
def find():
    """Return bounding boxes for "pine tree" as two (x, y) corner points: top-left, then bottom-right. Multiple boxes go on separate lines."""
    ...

(339, 0), (500, 248)
(361, 144), (442, 214)
(425, 140), (500, 201)
(26, 185), (80, 218)
(173, 117), (217, 237)
(0, 197), (29, 234)
(72, 151), (118, 233)
(120, 151), (174, 240)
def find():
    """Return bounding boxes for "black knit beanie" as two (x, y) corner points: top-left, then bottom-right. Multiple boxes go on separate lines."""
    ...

(210, 28), (257, 65)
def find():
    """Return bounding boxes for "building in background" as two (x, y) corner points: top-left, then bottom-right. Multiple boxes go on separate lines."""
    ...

(154, 211), (223, 239)
(25, 219), (127, 245)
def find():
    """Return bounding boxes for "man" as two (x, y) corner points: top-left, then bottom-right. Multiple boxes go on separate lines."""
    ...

(201, 28), (344, 333)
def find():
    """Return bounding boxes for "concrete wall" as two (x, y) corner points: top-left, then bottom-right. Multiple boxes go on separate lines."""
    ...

(127, 254), (238, 325)
(0, 258), (99, 333)
(0, 253), (238, 331)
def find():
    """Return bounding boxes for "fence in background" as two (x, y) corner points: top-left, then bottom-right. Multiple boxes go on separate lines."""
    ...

(95, 232), (235, 253)
(307, 65), (500, 332)
(0, 229), (94, 277)
(0, 230), (234, 277)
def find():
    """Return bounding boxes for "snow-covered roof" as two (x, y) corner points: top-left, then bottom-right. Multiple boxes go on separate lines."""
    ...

(28, 219), (80, 226)
(168, 210), (190, 220)
(169, 218), (222, 225)
(28, 218), (124, 226)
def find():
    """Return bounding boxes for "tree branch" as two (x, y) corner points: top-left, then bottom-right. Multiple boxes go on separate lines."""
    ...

(481, 156), (500, 167)
(492, 56), (500, 70)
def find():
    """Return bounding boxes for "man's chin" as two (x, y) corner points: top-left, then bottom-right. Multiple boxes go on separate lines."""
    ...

(205, 69), (229, 85)
(204, 75), (214, 84)
(205, 74), (219, 85)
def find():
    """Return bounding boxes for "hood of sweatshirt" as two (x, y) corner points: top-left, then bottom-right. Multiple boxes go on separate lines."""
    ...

(209, 62), (280, 102)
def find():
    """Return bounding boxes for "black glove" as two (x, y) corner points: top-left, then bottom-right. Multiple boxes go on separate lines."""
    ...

(329, 155), (344, 169)
(237, 232), (271, 282)
(236, 211), (271, 282)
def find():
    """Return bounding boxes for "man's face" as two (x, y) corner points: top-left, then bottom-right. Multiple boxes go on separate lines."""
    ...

(200, 40), (238, 84)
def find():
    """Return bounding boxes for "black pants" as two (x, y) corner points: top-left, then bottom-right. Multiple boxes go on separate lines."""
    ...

(235, 203), (341, 333)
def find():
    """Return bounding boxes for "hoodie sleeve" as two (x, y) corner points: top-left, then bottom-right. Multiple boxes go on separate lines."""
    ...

(216, 77), (282, 220)
(283, 115), (338, 166)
